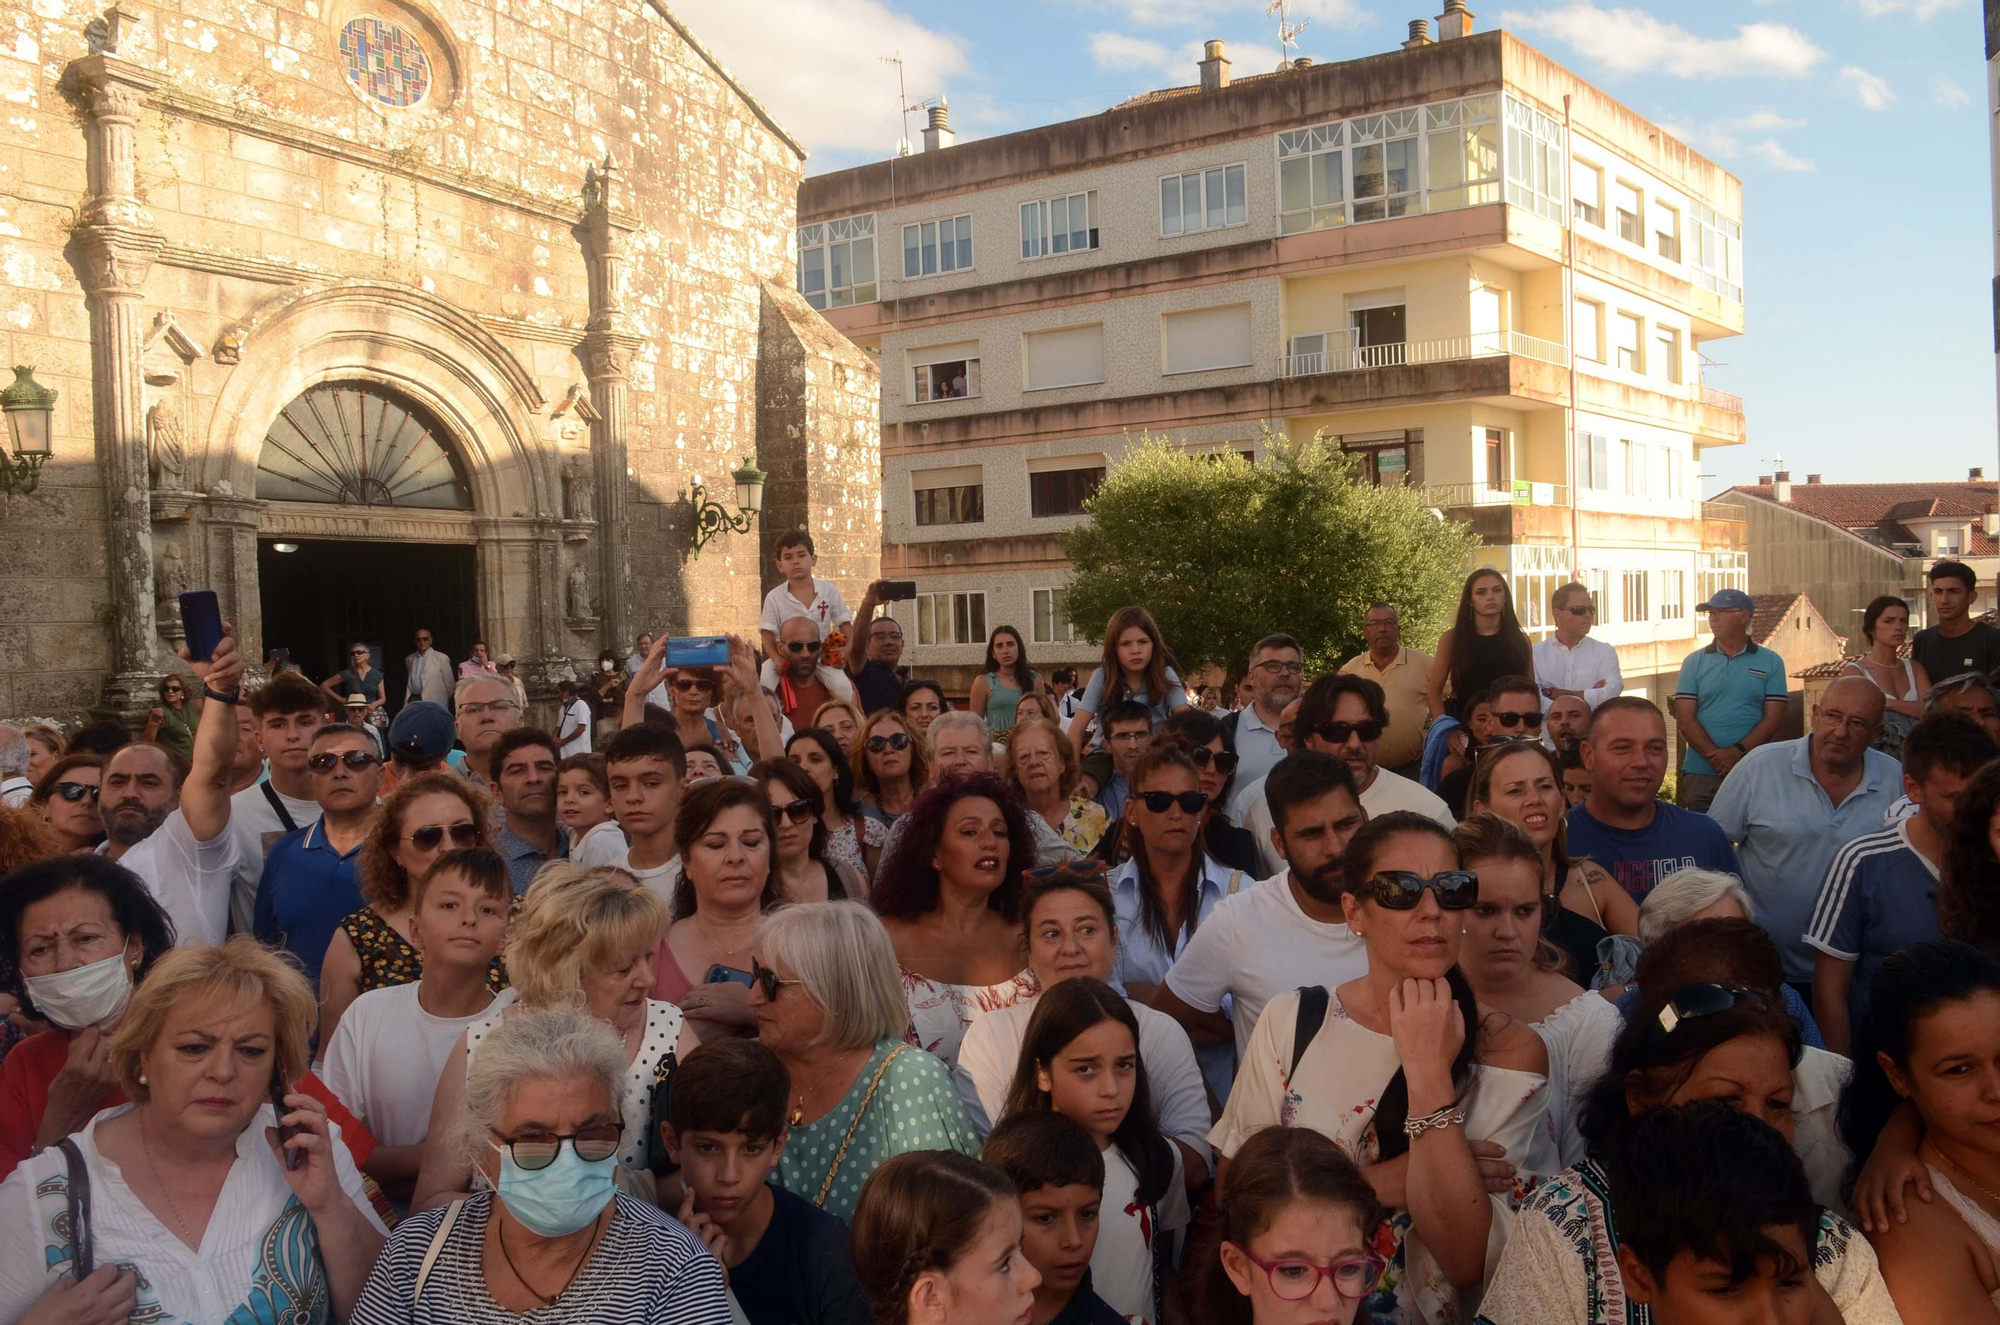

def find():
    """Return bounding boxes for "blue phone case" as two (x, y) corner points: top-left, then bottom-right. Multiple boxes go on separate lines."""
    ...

(178, 590), (224, 663)
(667, 635), (730, 667)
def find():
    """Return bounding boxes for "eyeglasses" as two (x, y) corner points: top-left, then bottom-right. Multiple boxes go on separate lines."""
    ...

(1312, 720), (1382, 745)
(458, 700), (519, 716)
(866, 732), (912, 753)
(750, 958), (806, 1002)
(1027, 859), (1110, 880)
(1492, 711), (1544, 730)
(351, 650), (369, 658)
(1185, 747), (1239, 776)
(1646, 983), (1756, 1046)
(1254, 659), (1305, 675)
(490, 1125), (623, 1171)
(162, 685), (185, 695)
(1564, 604), (1597, 617)
(1107, 729), (1151, 746)
(772, 798), (817, 825)
(1362, 869), (1480, 911)
(51, 781), (100, 803)
(1137, 790), (1208, 814)
(1240, 1250), (1385, 1303)
(307, 750), (381, 773)
(786, 640), (824, 655)
(405, 822), (479, 851)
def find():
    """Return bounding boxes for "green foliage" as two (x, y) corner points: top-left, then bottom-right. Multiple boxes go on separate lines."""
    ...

(1060, 429), (1480, 676)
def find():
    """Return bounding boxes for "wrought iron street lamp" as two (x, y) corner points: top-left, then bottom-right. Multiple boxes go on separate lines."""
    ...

(0, 366), (55, 496)
(689, 459), (767, 557)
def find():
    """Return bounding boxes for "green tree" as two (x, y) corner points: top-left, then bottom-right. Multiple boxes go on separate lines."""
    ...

(1060, 429), (1479, 677)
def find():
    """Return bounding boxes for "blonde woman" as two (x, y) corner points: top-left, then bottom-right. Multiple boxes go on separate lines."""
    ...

(851, 709), (926, 825)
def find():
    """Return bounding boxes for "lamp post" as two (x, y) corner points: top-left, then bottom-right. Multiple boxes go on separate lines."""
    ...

(689, 459), (768, 557)
(0, 366), (56, 496)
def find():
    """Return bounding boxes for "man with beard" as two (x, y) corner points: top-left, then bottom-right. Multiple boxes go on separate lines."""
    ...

(1545, 693), (1591, 757)
(100, 627), (246, 946)
(1152, 751), (1369, 1073)
(1226, 635), (1302, 789)
(492, 727), (568, 894)
(253, 722), (383, 985)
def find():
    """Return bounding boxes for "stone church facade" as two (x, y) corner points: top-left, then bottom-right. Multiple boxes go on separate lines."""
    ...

(0, 0), (880, 722)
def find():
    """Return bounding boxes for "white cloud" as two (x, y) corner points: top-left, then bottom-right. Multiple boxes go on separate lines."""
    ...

(1934, 77), (1974, 108)
(1839, 65), (1897, 110)
(665, 0), (969, 163)
(1497, 5), (1824, 79)
(1660, 111), (1815, 172)
(1089, 31), (1175, 71)
(1855, 0), (1969, 18)
(1089, 31), (1284, 81)
(1736, 109), (1806, 131)
(1749, 140), (1815, 171)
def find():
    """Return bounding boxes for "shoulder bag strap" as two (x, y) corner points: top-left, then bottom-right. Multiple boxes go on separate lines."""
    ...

(260, 781), (299, 834)
(413, 1198), (466, 1304)
(1225, 869), (1246, 897)
(56, 1138), (91, 1281)
(815, 1046), (909, 1208)
(1290, 985), (1329, 1082)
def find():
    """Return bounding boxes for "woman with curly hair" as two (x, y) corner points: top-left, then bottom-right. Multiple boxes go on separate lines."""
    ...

(0, 806), (59, 875)
(871, 773), (1039, 1069)
(1940, 758), (2000, 950)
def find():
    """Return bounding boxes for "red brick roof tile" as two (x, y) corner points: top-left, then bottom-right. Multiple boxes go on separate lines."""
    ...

(1727, 480), (1998, 555)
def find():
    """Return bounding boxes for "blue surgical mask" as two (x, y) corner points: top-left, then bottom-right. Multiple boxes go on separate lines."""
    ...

(490, 1139), (618, 1236)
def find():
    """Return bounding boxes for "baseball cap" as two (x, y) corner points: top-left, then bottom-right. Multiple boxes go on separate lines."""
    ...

(495, 653), (516, 667)
(388, 700), (456, 762)
(1695, 588), (1754, 614)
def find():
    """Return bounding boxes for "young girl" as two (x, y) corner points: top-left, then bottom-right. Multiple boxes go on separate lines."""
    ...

(851, 1150), (1042, 1325)
(972, 625), (1046, 738)
(556, 753), (626, 870)
(1002, 977), (1188, 1325)
(1065, 606), (1188, 753)
(1205, 1125), (1388, 1325)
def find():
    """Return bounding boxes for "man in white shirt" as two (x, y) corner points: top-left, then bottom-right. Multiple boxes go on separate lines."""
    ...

(1237, 673), (1454, 873)
(0, 725), (31, 807)
(1153, 751), (1370, 1068)
(554, 679), (593, 757)
(227, 670), (328, 935)
(1227, 634), (1302, 791)
(1534, 581), (1623, 711)
(402, 627), (454, 707)
(101, 629), (245, 946)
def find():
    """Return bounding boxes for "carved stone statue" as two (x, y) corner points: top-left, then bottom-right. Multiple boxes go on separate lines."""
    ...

(154, 540), (186, 614)
(563, 453), (593, 521)
(567, 558), (591, 618)
(146, 398), (184, 490)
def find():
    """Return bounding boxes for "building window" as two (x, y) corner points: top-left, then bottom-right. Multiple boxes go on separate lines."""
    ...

(917, 591), (987, 646)
(1423, 96), (1501, 213)
(1162, 303), (1255, 375)
(1021, 192), (1099, 259)
(1612, 312), (1643, 373)
(902, 214), (974, 278)
(1582, 432), (1610, 491)
(1689, 201), (1743, 303)
(1571, 158), (1601, 226)
(1160, 163), (1247, 236)
(1022, 326), (1105, 391)
(796, 216), (876, 311)
(1574, 298), (1603, 362)
(1349, 300), (1407, 366)
(1032, 588), (1080, 644)
(1278, 124), (1347, 233)
(1352, 108), (1422, 222)
(1483, 428), (1507, 491)
(1666, 449), (1685, 500)
(1029, 466), (1105, 517)
(1612, 180), (1643, 245)
(910, 355), (979, 403)
(340, 16), (433, 108)
(1277, 94), (1499, 232)
(1940, 531), (1965, 555)
(913, 480), (984, 526)
(1654, 326), (1682, 385)
(1698, 550), (1749, 609)
(1660, 569), (1686, 621)
(1623, 439), (1649, 497)
(1621, 569), (1650, 624)
(1582, 567), (1609, 610)
(1655, 202), (1681, 263)
(1502, 95), (1566, 224)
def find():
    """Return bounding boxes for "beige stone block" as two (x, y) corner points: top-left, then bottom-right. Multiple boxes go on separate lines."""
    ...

(228, 133), (319, 176)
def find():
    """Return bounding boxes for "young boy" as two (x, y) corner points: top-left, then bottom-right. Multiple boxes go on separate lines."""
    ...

(557, 752), (626, 869)
(601, 723), (686, 904)
(660, 1039), (870, 1325)
(319, 844), (512, 1201)
(759, 530), (852, 658)
(982, 1112), (1126, 1325)
(1605, 1101), (1821, 1325)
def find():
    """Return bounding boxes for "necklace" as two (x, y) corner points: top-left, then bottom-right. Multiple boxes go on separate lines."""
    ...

(495, 1205), (605, 1306)
(140, 1120), (203, 1249)
(788, 1048), (864, 1126)
(1934, 1143), (2000, 1210)
(692, 914), (756, 960)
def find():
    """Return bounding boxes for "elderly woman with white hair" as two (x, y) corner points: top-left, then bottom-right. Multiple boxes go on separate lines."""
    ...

(751, 900), (979, 1223)
(349, 1005), (731, 1324)
(1628, 867), (1828, 1048)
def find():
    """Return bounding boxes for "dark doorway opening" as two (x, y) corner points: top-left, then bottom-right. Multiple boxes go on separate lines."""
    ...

(258, 539), (479, 711)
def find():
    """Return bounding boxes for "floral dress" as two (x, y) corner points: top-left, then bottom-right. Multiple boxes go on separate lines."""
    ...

(825, 814), (885, 882)
(902, 967), (1040, 1071)
(1059, 796), (1110, 854)
(339, 906), (510, 993)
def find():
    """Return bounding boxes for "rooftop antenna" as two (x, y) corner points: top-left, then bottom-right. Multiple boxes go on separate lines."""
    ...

(1269, 0), (1309, 70)
(881, 52), (936, 158)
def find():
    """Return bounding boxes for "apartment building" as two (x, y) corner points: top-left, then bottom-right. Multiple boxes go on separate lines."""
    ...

(795, 5), (1751, 699)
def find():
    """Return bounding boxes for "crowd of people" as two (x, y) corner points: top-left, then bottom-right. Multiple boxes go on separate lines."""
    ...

(3, 535), (2000, 1325)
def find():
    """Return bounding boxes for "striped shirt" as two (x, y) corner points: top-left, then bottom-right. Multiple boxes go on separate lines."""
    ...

(1804, 820), (1940, 1033)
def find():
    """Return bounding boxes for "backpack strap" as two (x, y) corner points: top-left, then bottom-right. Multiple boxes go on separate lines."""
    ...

(1224, 869), (1246, 897)
(1290, 985), (1329, 1081)
(56, 1138), (90, 1280)
(413, 1198), (466, 1304)
(260, 781), (299, 833)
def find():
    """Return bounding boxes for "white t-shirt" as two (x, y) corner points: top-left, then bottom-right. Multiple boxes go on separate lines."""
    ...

(612, 846), (682, 908)
(570, 819), (629, 871)
(109, 807), (240, 948)
(1092, 1143), (1190, 1325)
(1162, 871), (1368, 1066)
(758, 577), (853, 639)
(1237, 765), (1457, 875)
(951, 994), (1213, 1175)
(321, 983), (515, 1147)
(228, 779), (321, 936)
(556, 698), (593, 756)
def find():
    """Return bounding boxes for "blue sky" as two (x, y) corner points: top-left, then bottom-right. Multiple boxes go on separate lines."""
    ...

(675, 0), (1998, 493)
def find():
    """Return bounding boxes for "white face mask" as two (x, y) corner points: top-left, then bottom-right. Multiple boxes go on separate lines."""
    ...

(24, 950), (134, 1031)
(601, 660), (615, 672)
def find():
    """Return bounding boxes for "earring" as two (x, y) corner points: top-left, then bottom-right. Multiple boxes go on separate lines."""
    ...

(137, 1074), (146, 1085)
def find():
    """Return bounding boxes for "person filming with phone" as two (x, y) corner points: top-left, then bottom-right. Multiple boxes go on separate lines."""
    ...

(847, 580), (915, 715)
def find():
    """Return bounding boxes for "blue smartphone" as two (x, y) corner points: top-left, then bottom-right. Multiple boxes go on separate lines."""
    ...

(178, 589), (224, 663)
(667, 635), (730, 667)
(704, 964), (754, 988)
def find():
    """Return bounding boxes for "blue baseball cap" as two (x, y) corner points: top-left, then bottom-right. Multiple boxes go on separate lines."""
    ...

(1696, 588), (1754, 614)
(388, 700), (456, 761)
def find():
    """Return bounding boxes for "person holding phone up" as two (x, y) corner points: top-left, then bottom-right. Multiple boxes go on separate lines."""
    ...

(847, 580), (916, 715)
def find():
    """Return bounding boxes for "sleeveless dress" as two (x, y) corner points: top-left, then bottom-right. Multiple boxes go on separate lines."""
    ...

(1846, 657), (1918, 758)
(1926, 1164), (2000, 1308)
(1451, 628), (1532, 718)
(982, 671), (1030, 734)
(901, 967), (1040, 1070)
(339, 906), (510, 994)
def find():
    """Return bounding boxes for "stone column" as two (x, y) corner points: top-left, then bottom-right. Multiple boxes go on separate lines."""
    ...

(67, 26), (166, 713)
(574, 156), (642, 655)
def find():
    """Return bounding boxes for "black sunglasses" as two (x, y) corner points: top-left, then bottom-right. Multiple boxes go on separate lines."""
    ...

(1565, 604), (1597, 616)
(308, 750), (381, 773)
(1313, 720), (1383, 745)
(1362, 869), (1480, 911)
(786, 640), (824, 654)
(1137, 790), (1208, 814)
(1492, 711), (1544, 730)
(750, 958), (805, 1002)
(1185, 748), (1240, 776)
(490, 1124), (622, 1171)
(52, 781), (100, 803)
(406, 822), (479, 850)
(772, 798), (816, 825)
(866, 732), (912, 753)
(1645, 983), (1756, 1046)
(1027, 859), (1110, 880)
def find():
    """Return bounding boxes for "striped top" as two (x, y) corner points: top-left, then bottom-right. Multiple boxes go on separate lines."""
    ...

(1803, 820), (1940, 1035)
(349, 1191), (731, 1324)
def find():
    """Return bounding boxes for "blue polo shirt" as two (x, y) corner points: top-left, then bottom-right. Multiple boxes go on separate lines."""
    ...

(253, 819), (365, 990)
(496, 823), (568, 895)
(1804, 820), (1939, 1034)
(1674, 640), (1788, 775)
(1708, 736), (1903, 983)
(1564, 800), (1742, 903)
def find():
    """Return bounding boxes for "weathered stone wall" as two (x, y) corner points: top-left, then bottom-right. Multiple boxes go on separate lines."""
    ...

(0, 0), (879, 723)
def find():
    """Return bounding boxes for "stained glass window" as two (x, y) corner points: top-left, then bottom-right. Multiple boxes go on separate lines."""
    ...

(339, 16), (432, 109)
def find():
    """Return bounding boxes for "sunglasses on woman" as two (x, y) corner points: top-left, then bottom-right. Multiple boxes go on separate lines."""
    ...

(405, 822), (479, 851)
(1645, 983), (1756, 1046)
(1185, 747), (1240, 776)
(1240, 1250), (1386, 1302)
(307, 750), (381, 773)
(490, 1124), (623, 1170)
(52, 781), (100, 803)
(672, 677), (711, 692)
(866, 732), (912, 753)
(1137, 790), (1208, 814)
(1026, 859), (1111, 880)
(772, 798), (816, 825)
(1362, 869), (1479, 911)
(749, 958), (805, 1002)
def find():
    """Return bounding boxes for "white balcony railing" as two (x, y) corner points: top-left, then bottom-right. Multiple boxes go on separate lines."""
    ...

(1283, 329), (1568, 379)
(1700, 384), (1744, 412)
(1419, 481), (1573, 509)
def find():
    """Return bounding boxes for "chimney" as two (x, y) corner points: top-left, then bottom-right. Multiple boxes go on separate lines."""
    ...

(1199, 39), (1231, 90)
(1805, 473), (1822, 484)
(1292, 56), (1313, 68)
(1404, 18), (1433, 48)
(1973, 466), (1987, 480)
(1757, 474), (1772, 485)
(1773, 469), (1792, 504)
(921, 98), (954, 152)
(1437, 0), (1475, 40)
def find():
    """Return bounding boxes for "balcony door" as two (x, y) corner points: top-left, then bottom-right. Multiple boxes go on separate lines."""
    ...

(1470, 286), (1503, 355)
(1346, 289), (1406, 368)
